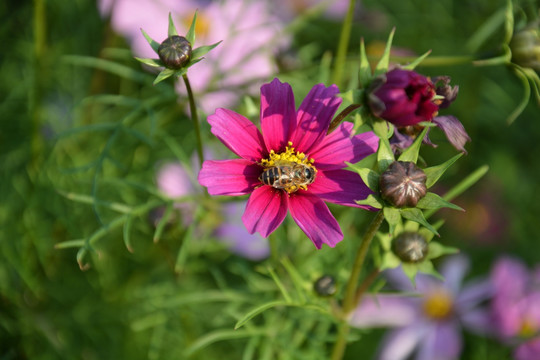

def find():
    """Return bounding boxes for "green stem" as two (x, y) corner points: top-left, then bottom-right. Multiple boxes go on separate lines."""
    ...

(182, 74), (204, 169)
(331, 0), (356, 88)
(330, 210), (385, 360)
(31, 0), (46, 170)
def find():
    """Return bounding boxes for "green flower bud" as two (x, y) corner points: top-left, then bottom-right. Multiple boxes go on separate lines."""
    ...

(379, 161), (427, 208)
(510, 24), (540, 71)
(158, 35), (192, 70)
(313, 275), (336, 297)
(392, 232), (429, 263)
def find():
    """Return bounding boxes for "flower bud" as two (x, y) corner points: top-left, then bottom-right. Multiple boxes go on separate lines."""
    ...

(510, 25), (540, 71)
(433, 76), (459, 109)
(158, 35), (192, 70)
(392, 232), (429, 263)
(313, 275), (336, 297)
(368, 69), (439, 127)
(379, 161), (427, 208)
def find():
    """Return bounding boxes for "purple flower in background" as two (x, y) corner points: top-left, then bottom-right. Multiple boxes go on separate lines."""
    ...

(99, 0), (286, 114)
(157, 161), (270, 261)
(349, 255), (492, 360)
(490, 257), (540, 360)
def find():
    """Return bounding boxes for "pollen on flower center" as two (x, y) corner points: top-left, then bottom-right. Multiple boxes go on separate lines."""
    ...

(422, 290), (453, 320)
(258, 142), (317, 194)
(519, 319), (538, 338)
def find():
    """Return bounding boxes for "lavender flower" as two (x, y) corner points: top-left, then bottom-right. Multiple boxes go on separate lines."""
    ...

(349, 255), (492, 360)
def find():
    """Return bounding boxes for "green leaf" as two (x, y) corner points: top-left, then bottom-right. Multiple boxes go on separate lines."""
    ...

(235, 301), (289, 329)
(76, 247), (90, 270)
(153, 203), (174, 242)
(123, 215), (134, 253)
(267, 266), (292, 303)
(503, 0), (514, 45)
(400, 208), (439, 236)
(465, 7), (506, 53)
(398, 127), (429, 163)
(402, 263), (419, 285)
(140, 28), (160, 53)
(379, 252), (401, 271)
(374, 27), (396, 76)
(185, 11), (198, 46)
(416, 192), (464, 211)
(134, 57), (164, 68)
(153, 69), (176, 85)
(358, 38), (372, 87)
(372, 118), (392, 139)
(424, 153), (463, 188)
(507, 65), (531, 124)
(192, 41), (223, 59)
(402, 50), (432, 70)
(167, 12), (178, 37)
(426, 241), (459, 259)
(383, 206), (401, 235)
(377, 136), (395, 172)
(441, 164), (489, 202)
(355, 194), (383, 209)
(175, 219), (196, 274)
(348, 165), (379, 192)
(185, 329), (266, 357)
(54, 239), (85, 249)
(415, 260), (443, 280)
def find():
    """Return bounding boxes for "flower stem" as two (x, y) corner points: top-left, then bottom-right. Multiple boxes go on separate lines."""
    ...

(182, 74), (204, 168)
(331, 0), (356, 88)
(330, 210), (385, 360)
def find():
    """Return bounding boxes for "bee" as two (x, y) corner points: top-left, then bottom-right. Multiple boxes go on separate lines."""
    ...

(259, 163), (316, 193)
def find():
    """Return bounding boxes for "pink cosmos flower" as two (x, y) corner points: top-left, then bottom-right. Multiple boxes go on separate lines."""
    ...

(490, 257), (540, 360)
(157, 161), (270, 260)
(198, 78), (379, 248)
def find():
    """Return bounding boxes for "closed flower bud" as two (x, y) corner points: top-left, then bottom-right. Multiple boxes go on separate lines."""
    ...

(392, 232), (429, 263)
(368, 68), (439, 127)
(158, 35), (192, 70)
(379, 161), (427, 208)
(314, 275), (337, 297)
(510, 24), (540, 71)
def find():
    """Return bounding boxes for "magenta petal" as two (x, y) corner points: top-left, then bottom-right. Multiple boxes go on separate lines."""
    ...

(309, 123), (378, 170)
(260, 78), (297, 152)
(208, 108), (267, 161)
(309, 169), (374, 209)
(198, 159), (261, 196)
(242, 186), (288, 237)
(291, 84), (342, 153)
(288, 192), (343, 249)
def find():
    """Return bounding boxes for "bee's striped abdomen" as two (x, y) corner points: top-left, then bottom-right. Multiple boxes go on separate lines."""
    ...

(260, 167), (282, 186)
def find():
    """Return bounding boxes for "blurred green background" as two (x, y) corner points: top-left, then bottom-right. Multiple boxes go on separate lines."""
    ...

(1, 0), (539, 359)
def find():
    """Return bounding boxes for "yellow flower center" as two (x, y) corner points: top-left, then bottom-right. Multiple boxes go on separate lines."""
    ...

(259, 142), (317, 194)
(183, 14), (210, 39)
(422, 290), (453, 320)
(519, 319), (538, 338)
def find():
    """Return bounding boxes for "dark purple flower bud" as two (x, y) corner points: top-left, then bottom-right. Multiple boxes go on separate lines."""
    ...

(314, 275), (337, 297)
(433, 76), (459, 109)
(368, 69), (439, 127)
(392, 232), (429, 263)
(158, 35), (192, 70)
(379, 161), (427, 208)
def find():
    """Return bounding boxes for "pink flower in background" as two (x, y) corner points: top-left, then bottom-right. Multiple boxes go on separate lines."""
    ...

(157, 161), (269, 261)
(349, 255), (492, 360)
(99, 0), (286, 113)
(490, 257), (540, 360)
(198, 78), (378, 249)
